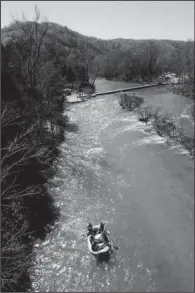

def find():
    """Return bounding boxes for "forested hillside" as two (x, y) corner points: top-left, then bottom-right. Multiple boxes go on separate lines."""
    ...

(2, 18), (194, 85)
(1, 9), (80, 292)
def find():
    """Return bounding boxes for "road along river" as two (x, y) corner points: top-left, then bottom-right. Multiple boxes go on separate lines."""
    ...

(32, 78), (194, 292)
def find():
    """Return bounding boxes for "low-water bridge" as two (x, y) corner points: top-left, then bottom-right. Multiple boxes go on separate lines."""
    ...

(66, 82), (168, 103)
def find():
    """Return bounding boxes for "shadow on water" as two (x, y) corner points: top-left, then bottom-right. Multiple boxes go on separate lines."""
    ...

(89, 250), (121, 284)
(65, 122), (79, 133)
(95, 251), (113, 263)
(96, 256), (119, 270)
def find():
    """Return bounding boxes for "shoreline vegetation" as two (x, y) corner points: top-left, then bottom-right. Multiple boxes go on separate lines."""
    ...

(99, 38), (194, 100)
(119, 93), (194, 158)
(1, 6), (93, 292)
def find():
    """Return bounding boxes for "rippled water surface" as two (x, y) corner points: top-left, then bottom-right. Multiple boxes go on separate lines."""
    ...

(32, 78), (194, 292)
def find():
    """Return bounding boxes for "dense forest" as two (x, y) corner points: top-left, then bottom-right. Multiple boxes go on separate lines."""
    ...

(94, 39), (194, 82)
(2, 15), (194, 87)
(1, 6), (194, 292)
(1, 8), (81, 292)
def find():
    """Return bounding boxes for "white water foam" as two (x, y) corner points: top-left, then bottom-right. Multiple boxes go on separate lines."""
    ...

(135, 135), (166, 146)
(117, 113), (193, 158)
(169, 144), (192, 157)
(180, 114), (191, 119)
(85, 147), (105, 157)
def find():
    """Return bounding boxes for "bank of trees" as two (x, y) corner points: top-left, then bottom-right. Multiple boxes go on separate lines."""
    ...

(1, 15), (104, 291)
(101, 39), (194, 84)
(99, 39), (194, 98)
(1, 7), (80, 292)
(4, 11), (193, 91)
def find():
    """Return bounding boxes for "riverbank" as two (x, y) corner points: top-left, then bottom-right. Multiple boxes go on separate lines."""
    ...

(119, 92), (194, 158)
(1, 61), (65, 291)
(172, 81), (194, 99)
(66, 93), (83, 103)
(1, 31), (78, 291)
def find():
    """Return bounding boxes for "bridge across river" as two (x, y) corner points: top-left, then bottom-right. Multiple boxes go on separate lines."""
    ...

(66, 82), (168, 103)
(95, 82), (167, 96)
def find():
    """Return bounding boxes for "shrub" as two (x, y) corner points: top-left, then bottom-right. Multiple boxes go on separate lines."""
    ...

(172, 76), (195, 99)
(79, 82), (96, 94)
(119, 93), (144, 111)
(176, 126), (195, 156)
(152, 113), (177, 138)
(137, 104), (154, 123)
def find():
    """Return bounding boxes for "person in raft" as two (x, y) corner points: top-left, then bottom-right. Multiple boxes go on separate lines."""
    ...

(87, 222), (110, 251)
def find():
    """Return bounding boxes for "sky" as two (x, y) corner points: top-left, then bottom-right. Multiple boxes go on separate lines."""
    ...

(1, 1), (194, 41)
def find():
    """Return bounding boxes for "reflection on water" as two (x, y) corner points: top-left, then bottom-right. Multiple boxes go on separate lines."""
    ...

(32, 79), (193, 292)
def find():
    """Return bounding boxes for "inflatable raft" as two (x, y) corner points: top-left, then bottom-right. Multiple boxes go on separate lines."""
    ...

(87, 223), (112, 260)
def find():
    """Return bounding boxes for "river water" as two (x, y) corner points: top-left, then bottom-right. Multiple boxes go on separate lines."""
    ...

(32, 78), (194, 292)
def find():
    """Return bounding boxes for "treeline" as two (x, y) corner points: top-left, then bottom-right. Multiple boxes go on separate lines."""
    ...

(95, 39), (194, 83)
(1, 19), (96, 90)
(1, 7), (79, 292)
(3, 14), (193, 91)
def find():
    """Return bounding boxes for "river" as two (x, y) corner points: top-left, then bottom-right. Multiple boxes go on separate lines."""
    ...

(32, 78), (194, 292)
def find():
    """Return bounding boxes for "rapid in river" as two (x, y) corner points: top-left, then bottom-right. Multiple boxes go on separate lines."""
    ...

(32, 78), (194, 292)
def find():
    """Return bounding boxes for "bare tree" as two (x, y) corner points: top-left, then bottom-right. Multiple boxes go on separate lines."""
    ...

(144, 41), (160, 81)
(90, 60), (99, 84)
(79, 40), (95, 83)
(9, 5), (54, 95)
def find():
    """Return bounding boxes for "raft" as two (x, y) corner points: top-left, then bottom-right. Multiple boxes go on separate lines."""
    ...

(87, 235), (110, 256)
(87, 223), (112, 261)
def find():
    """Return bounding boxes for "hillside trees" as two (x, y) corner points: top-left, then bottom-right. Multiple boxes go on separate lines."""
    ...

(2, 15), (194, 86)
(101, 39), (194, 85)
(1, 6), (74, 292)
(66, 66), (76, 88)
(144, 41), (161, 81)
